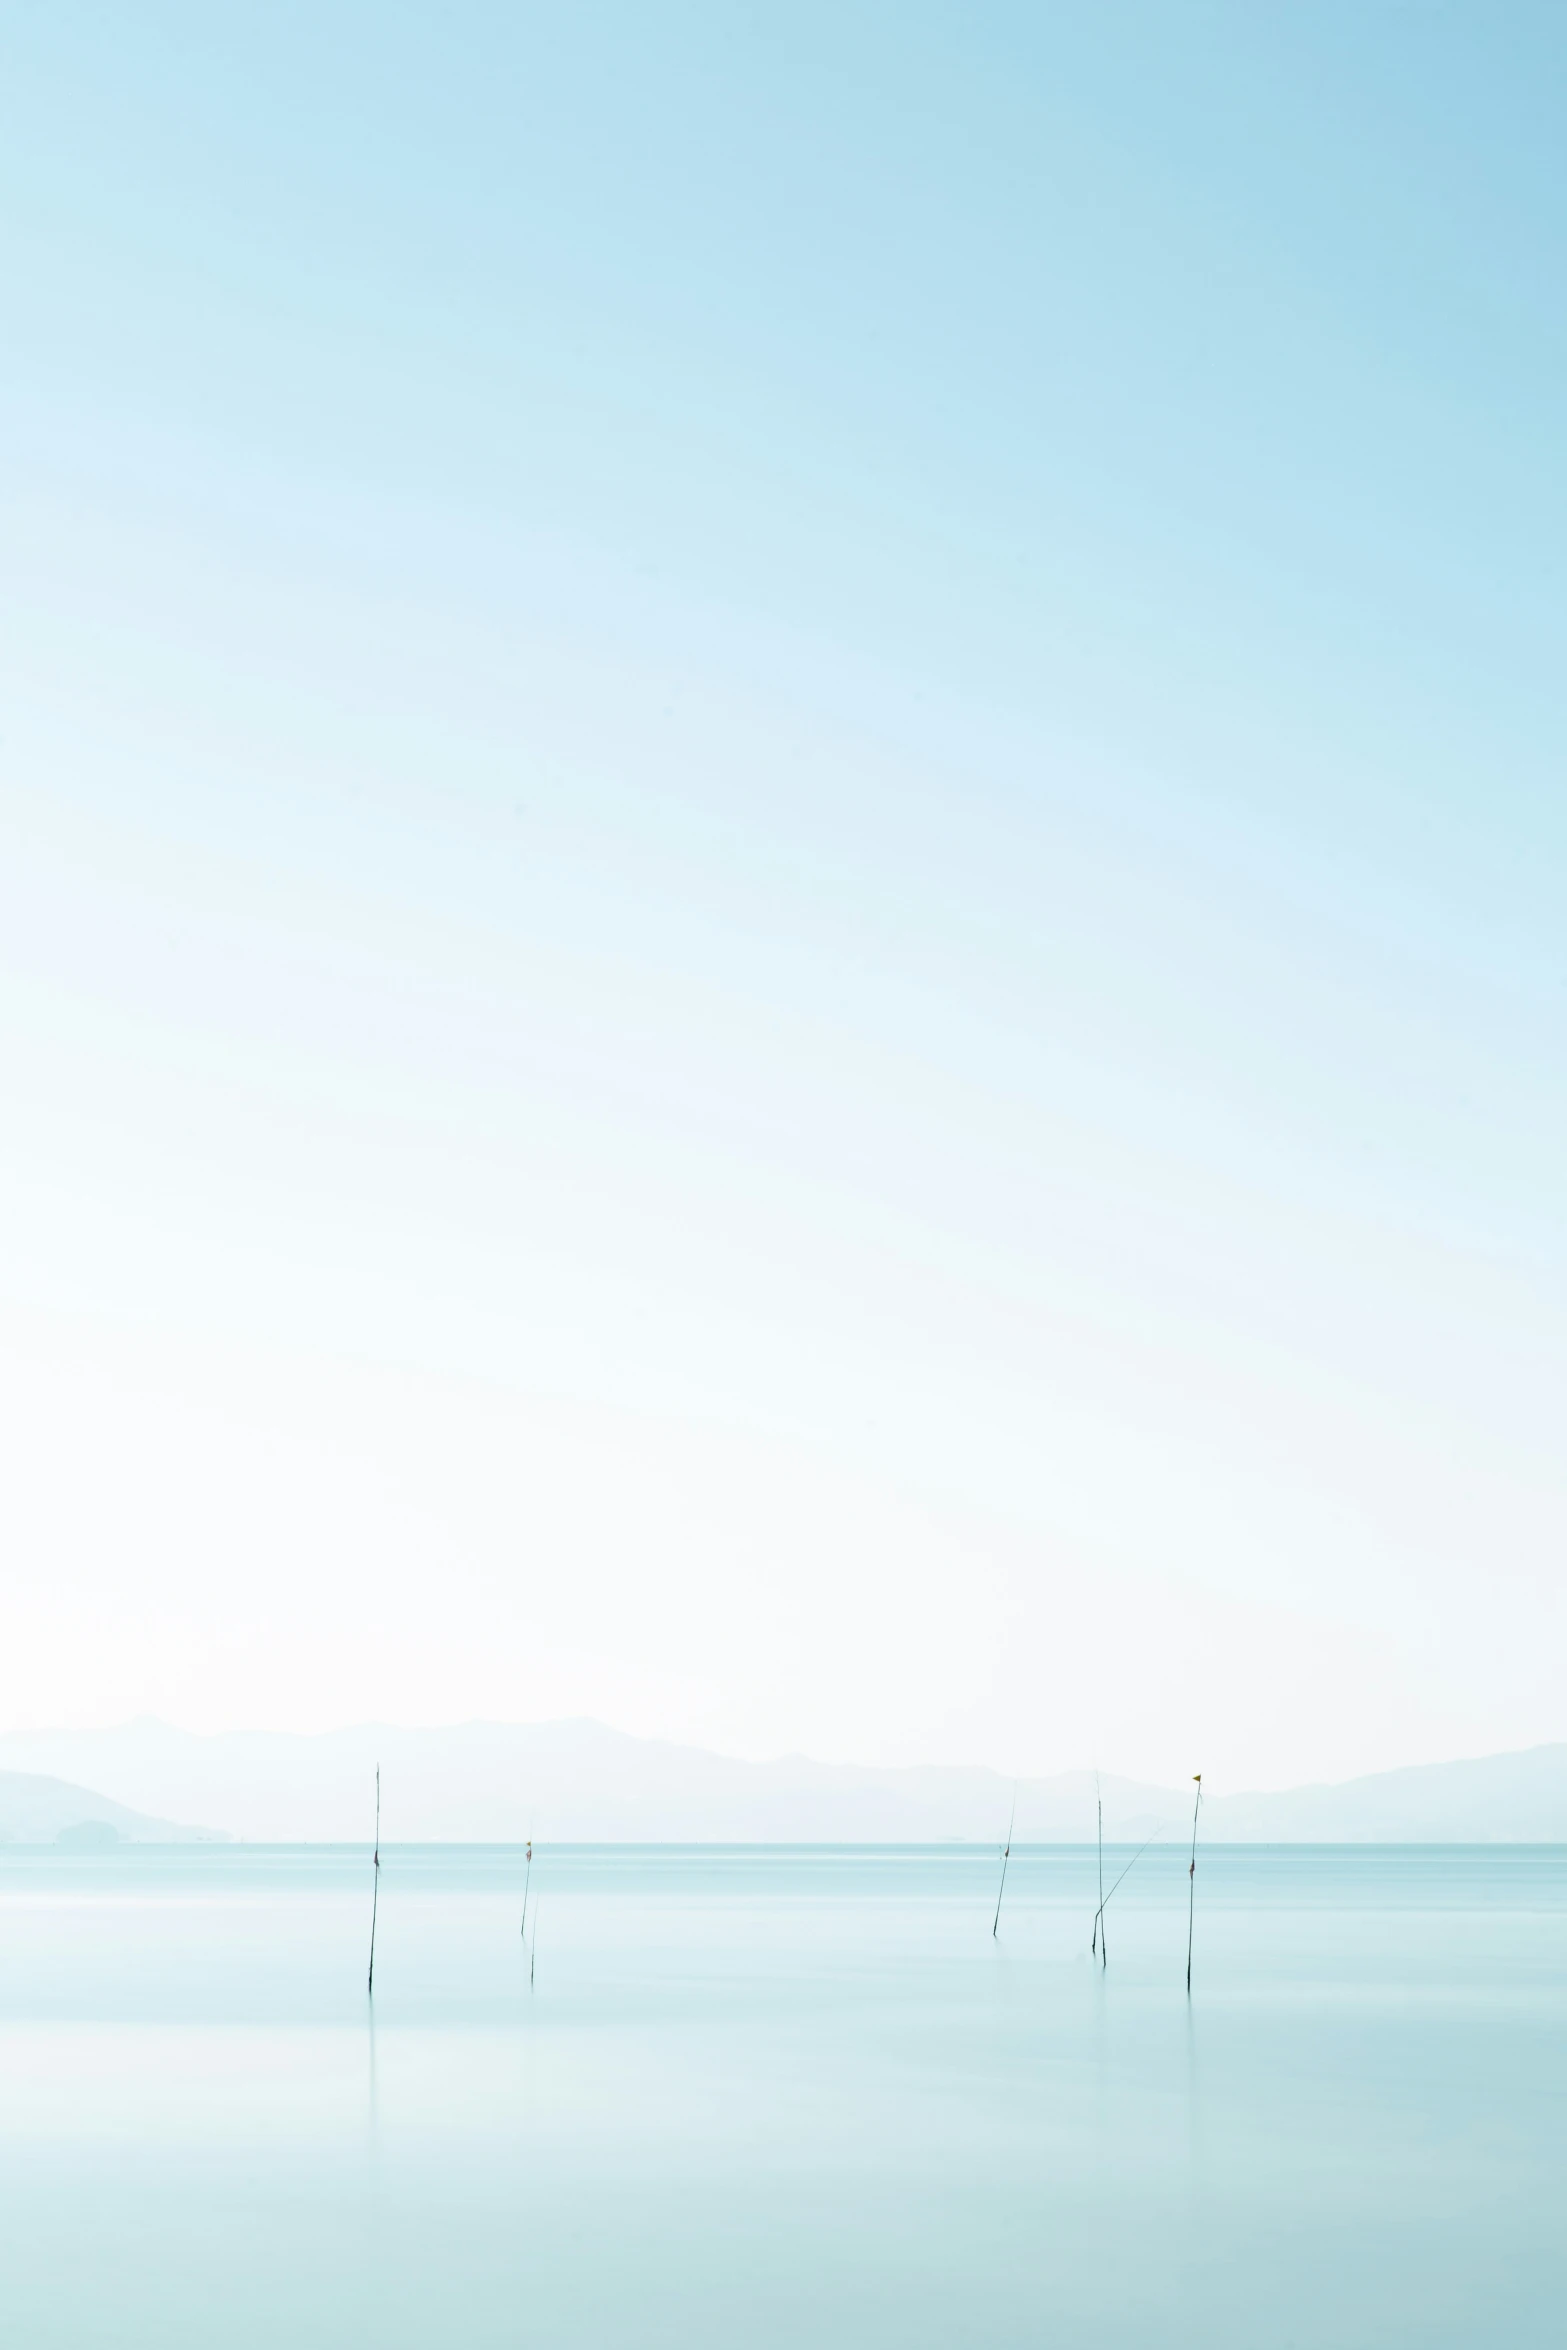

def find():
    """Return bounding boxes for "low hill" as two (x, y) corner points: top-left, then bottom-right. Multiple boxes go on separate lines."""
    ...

(0, 1768), (219, 1845)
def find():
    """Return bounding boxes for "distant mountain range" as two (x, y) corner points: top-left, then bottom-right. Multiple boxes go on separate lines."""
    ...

(3, 1720), (1567, 1844)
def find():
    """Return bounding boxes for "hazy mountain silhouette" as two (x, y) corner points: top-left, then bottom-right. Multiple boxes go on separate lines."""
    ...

(3, 1721), (1567, 1843)
(0, 1767), (220, 1845)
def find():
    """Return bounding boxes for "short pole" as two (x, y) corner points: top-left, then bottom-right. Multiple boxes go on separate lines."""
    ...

(367, 1765), (381, 1997)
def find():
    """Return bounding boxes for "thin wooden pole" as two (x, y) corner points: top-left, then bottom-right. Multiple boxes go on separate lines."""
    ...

(1094, 1825), (1163, 1948)
(992, 1785), (1017, 1937)
(520, 1837), (532, 1942)
(367, 1765), (381, 1997)
(1185, 1774), (1202, 1996)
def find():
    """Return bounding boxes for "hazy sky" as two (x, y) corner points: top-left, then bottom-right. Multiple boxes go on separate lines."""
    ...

(2, 6), (1564, 1788)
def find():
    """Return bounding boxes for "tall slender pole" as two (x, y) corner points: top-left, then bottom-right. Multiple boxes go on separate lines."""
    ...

(520, 1838), (532, 1942)
(367, 1765), (381, 1997)
(992, 1785), (1017, 1937)
(1096, 1778), (1106, 1966)
(1185, 1773), (1202, 1996)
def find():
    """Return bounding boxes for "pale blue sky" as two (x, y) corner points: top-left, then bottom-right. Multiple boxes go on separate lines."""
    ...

(1, 7), (1563, 1784)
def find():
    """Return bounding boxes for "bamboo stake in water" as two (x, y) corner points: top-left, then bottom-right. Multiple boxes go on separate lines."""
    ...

(367, 1765), (381, 1998)
(1093, 1826), (1163, 1954)
(520, 1837), (532, 1943)
(992, 1785), (1017, 1938)
(1185, 1774), (1202, 1995)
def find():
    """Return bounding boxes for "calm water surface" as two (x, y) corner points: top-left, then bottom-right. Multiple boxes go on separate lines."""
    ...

(1, 1844), (1563, 2346)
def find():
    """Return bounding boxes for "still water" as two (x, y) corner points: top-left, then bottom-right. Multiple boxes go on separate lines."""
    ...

(1, 1844), (1563, 2346)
